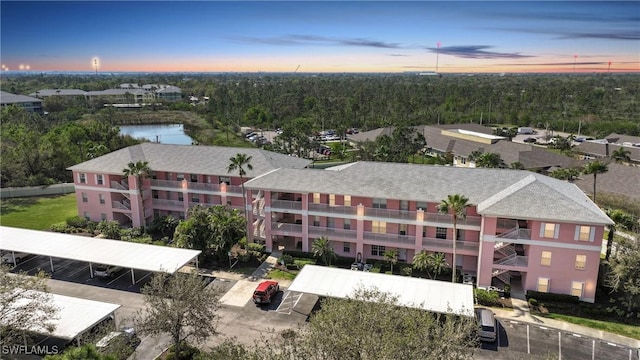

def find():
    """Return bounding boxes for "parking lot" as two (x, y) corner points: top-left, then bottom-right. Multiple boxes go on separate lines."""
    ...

(476, 318), (638, 360)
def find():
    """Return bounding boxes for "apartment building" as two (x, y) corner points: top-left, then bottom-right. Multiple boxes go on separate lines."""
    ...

(0, 91), (43, 113)
(67, 143), (311, 227)
(244, 162), (612, 302)
(68, 145), (611, 302)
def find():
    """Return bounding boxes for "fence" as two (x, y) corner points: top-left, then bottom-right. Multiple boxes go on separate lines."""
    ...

(0, 183), (75, 199)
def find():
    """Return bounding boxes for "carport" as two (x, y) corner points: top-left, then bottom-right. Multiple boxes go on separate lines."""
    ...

(285, 265), (475, 316)
(0, 226), (201, 284)
(4, 290), (121, 346)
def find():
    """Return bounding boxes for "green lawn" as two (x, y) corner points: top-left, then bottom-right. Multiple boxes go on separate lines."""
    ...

(0, 194), (78, 230)
(546, 313), (640, 340)
(266, 268), (298, 281)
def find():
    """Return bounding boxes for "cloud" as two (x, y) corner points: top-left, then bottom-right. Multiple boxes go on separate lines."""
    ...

(426, 45), (533, 59)
(229, 34), (403, 49)
(497, 61), (608, 67)
(555, 31), (640, 41)
(388, 53), (410, 57)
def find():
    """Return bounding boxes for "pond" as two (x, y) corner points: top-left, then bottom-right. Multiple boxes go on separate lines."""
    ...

(119, 124), (193, 145)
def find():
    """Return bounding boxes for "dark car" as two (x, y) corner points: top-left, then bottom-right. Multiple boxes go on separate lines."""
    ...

(252, 280), (279, 305)
(523, 137), (537, 143)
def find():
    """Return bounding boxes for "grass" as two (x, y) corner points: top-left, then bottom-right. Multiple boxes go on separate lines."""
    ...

(545, 313), (640, 340)
(0, 194), (78, 230)
(266, 268), (298, 281)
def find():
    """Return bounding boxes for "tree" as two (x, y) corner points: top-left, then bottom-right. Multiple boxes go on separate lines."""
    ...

(510, 161), (525, 170)
(174, 205), (246, 264)
(227, 153), (253, 221)
(134, 271), (220, 360)
(0, 266), (59, 347)
(122, 161), (152, 228)
(583, 160), (608, 203)
(611, 147), (631, 163)
(44, 344), (116, 360)
(412, 251), (448, 279)
(412, 250), (431, 275)
(604, 209), (633, 261)
(474, 152), (504, 168)
(606, 238), (640, 317)
(438, 194), (470, 283)
(383, 248), (399, 273)
(311, 236), (336, 266)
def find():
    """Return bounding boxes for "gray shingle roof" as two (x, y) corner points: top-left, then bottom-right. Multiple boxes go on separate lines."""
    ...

(68, 143), (312, 176)
(85, 89), (150, 96)
(0, 91), (42, 104)
(245, 161), (612, 225)
(29, 89), (87, 97)
(574, 162), (640, 203)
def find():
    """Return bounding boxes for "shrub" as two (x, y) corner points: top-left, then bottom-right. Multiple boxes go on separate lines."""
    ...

(66, 216), (88, 228)
(247, 243), (265, 253)
(279, 254), (294, 266)
(475, 289), (501, 307)
(401, 266), (413, 277)
(49, 222), (69, 233)
(526, 290), (580, 304)
(237, 236), (247, 249)
(528, 298), (538, 306)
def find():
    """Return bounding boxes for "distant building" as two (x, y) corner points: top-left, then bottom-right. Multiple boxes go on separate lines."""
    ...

(155, 86), (182, 101)
(0, 91), (43, 113)
(29, 89), (88, 98)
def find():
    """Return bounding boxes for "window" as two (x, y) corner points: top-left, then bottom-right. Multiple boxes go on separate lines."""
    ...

(416, 201), (427, 211)
(540, 251), (552, 266)
(399, 224), (407, 236)
(575, 255), (586, 270)
(372, 221), (386, 234)
(178, 193), (184, 202)
(101, 213), (107, 221)
(343, 242), (351, 253)
(344, 219), (351, 230)
(96, 174), (104, 185)
(220, 176), (231, 185)
(152, 190), (159, 199)
(313, 216), (320, 227)
(152, 172), (157, 180)
(537, 278), (550, 293)
(575, 225), (594, 242)
(191, 194), (199, 203)
(84, 211), (90, 221)
(540, 223), (559, 239)
(327, 218), (335, 229)
(371, 245), (386, 256)
(79, 173), (86, 184)
(372, 198), (387, 209)
(400, 200), (409, 211)
(329, 194), (335, 207)
(82, 192), (88, 203)
(313, 193), (320, 204)
(436, 227), (447, 239)
(460, 157), (467, 165)
(422, 227), (426, 237)
(99, 194), (105, 205)
(176, 173), (185, 181)
(343, 195), (351, 207)
(570, 282), (584, 298)
(190, 174), (198, 182)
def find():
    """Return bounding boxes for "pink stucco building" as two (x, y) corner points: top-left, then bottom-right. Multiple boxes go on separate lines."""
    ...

(69, 144), (611, 302)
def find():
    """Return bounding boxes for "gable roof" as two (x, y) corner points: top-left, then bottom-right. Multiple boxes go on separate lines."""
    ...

(29, 89), (87, 97)
(245, 161), (612, 225)
(573, 162), (640, 203)
(68, 143), (312, 176)
(0, 91), (42, 104)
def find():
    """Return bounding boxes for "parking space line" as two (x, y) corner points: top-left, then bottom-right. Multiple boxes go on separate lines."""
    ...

(136, 271), (153, 284)
(527, 324), (530, 354)
(607, 342), (617, 347)
(67, 264), (89, 277)
(592, 339), (595, 360)
(572, 333), (581, 338)
(510, 320), (519, 324)
(107, 271), (130, 286)
(538, 326), (548, 330)
(558, 332), (561, 360)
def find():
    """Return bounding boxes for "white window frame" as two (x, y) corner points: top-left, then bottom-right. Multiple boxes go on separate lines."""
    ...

(416, 201), (427, 211)
(537, 278), (550, 293)
(371, 245), (386, 256)
(96, 174), (104, 185)
(343, 195), (351, 207)
(570, 281), (584, 298)
(540, 222), (559, 239)
(327, 217), (335, 229)
(220, 176), (231, 185)
(79, 173), (87, 184)
(575, 254), (586, 270)
(574, 225), (595, 242)
(372, 198), (387, 209)
(81, 192), (88, 203)
(541, 251), (552, 266)
(83, 211), (90, 221)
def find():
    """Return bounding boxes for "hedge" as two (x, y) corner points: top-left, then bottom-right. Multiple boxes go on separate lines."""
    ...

(526, 290), (580, 304)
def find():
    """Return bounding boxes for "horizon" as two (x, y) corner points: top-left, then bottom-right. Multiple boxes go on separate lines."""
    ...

(1, 1), (638, 74)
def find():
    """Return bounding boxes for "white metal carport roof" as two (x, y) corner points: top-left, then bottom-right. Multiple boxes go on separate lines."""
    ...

(287, 265), (475, 317)
(7, 290), (120, 341)
(0, 226), (200, 274)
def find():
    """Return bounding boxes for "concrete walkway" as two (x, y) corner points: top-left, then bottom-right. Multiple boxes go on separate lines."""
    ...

(489, 281), (640, 349)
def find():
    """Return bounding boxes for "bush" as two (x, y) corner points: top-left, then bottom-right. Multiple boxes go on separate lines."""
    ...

(165, 342), (200, 360)
(475, 289), (501, 307)
(237, 236), (247, 249)
(526, 290), (580, 304)
(247, 243), (265, 253)
(528, 298), (538, 306)
(49, 222), (69, 233)
(279, 254), (294, 266)
(66, 216), (88, 228)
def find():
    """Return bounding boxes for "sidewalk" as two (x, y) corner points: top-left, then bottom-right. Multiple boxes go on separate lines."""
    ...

(489, 283), (640, 349)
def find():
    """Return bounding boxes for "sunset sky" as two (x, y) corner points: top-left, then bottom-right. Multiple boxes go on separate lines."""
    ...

(1, 1), (638, 73)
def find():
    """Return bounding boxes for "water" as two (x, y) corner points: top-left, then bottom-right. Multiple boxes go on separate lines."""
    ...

(119, 124), (193, 145)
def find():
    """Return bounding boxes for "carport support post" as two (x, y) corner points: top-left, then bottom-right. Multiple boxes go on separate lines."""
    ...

(89, 263), (94, 278)
(131, 269), (136, 285)
(49, 256), (54, 273)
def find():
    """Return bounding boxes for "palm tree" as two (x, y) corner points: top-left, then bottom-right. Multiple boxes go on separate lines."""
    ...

(604, 209), (631, 261)
(583, 160), (608, 204)
(475, 152), (504, 168)
(428, 252), (449, 280)
(611, 148), (631, 163)
(438, 194), (470, 283)
(412, 250), (430, 277)
(123, 161), (152, 228)
(383, 248), (398, 273)
(312, 236), (336, 266)
(227, 153), (253, 221)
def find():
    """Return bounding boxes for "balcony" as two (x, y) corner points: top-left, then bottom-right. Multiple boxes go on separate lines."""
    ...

(151, 179), (185, 189)
(308, 203), (357, 216)
(188, 182), (221, 192)
(152, 198), (185, 209)
(423, 213), (482, 227)
(112, 200), (131, 211)
(421, 237), (480, 252)
(110, 180), (129, 191)
(271, 200), (303, 211)
(363, 232), (415, 246)
(308, 226), (358, 240)
(271, 223), (303, 235)
(364, 207), (415, 221)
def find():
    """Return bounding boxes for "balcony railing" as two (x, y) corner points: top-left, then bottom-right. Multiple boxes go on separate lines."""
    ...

(363, 232), (415, 246)
(497, 228), (532, 240)
(364, 207), (415, 221)
(494, 254), (528, 267)
(150, 179), (243, 194)
(151, 179), (184, 189)
(111, 200), (131, 211)
(308, 203), (358, 216)
(423, 213), (482, 227)
(110, 180), (129, 191)
(421, 238), (480, 252)
(271, 223), (303, 234)
(308, 226), (358, 240)
(152, 198), (185, 209)
(271, 200), (303, 211)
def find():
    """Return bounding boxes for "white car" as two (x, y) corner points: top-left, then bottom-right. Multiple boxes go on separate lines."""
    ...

(2, 251), (30, 265)
(94, 264), (123, 279)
